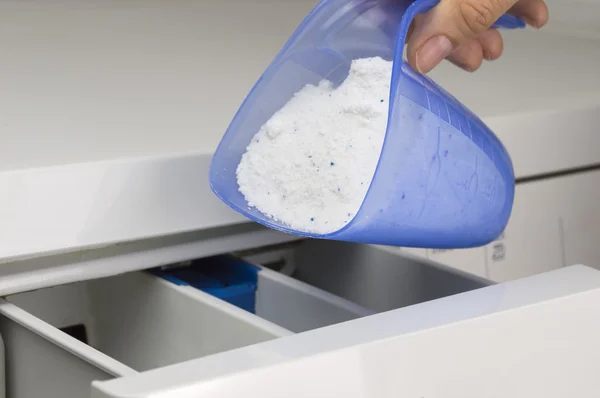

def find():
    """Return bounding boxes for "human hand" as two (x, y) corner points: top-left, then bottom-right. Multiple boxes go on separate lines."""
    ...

(406, 0), (549, 74)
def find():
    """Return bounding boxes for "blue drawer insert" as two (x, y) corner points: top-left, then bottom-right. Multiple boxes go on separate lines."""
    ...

(152, 255), (260, 313)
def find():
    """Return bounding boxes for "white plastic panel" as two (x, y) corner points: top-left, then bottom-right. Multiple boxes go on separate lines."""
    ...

(563, 212), (600, 268)
(147, 286), (600, 398)
(0, 271), (288, 398)
(484, 171), (600, 280)
(0, 223), (299, 295)
(91, 265), (600, 398)
(426, 247), (487, 276)
(255, 266), (375, 333)
(485, 202), (563, 282)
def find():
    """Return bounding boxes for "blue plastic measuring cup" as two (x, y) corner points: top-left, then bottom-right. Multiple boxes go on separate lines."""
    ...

(210, 0), (523, 248)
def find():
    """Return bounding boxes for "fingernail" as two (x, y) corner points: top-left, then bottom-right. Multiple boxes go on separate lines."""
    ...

(451, 60), (474, 73)
(521, 17), (538, 28)
(416, 35), (453, 74)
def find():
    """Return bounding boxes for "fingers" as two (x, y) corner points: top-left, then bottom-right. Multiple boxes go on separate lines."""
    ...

(508, 0), (549, 28)
(407, 0), (519, 73)
(406, 0), (548, 74)
(446, 29), (502, 72)
(447, 39), (484, 72)
(477, 28), (503, 61)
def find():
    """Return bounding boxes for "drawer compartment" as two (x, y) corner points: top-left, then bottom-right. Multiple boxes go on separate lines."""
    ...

(245, 241), (492, 312)
(0, 271), (290, 398)
(154, 255), (374, 333)
(0, 241), (490, 398)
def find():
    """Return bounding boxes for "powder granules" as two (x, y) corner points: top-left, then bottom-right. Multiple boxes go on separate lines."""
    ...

(237, 57), (392, 234)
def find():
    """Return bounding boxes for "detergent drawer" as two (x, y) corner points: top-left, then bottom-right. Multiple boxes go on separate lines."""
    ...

(0, 271), (291, 398)
(90, 266), (600, 398)
(152, 253), (375, 334)
(0, 240), (492, 398)
(0, 242), (382, 398)
(153, 242), (490, 333)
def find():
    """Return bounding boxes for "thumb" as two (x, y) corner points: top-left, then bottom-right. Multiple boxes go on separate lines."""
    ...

(407, 0), (518, 73)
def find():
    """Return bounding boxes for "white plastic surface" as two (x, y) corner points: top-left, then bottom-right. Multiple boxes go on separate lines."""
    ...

(255, 265), (375, 333)
(151, 287), (600, 398)
(91, 265), (600, 398)
(0, 223), (298, 297)
(0, 0), (599, 262)
(0, 271), (288, 398)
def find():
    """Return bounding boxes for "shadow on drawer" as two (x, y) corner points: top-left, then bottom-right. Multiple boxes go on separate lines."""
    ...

(249, 241), (492, 313)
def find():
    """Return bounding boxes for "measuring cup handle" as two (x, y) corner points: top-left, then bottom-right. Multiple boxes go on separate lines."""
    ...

(492, 13), (527, 30)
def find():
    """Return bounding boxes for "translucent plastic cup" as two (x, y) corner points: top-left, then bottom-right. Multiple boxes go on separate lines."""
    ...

(210, 0), (523, 248)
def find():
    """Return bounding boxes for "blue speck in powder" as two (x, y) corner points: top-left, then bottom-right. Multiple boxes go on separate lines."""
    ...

(330, 161), (335, 166)
(380, 99), (384, 103)
(310, 217), (315, 222)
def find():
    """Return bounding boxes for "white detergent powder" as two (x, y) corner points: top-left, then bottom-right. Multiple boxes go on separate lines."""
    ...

(236, 57), (392, 234)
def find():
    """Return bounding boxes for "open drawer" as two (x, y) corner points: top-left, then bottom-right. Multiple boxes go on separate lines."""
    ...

(88, 264), (600, 398)
(0, 242), (490, 398)
(0, 271), (291, 398)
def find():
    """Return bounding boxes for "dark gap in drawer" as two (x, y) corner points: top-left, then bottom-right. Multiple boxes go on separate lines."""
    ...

(59, 324), (88, 344)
